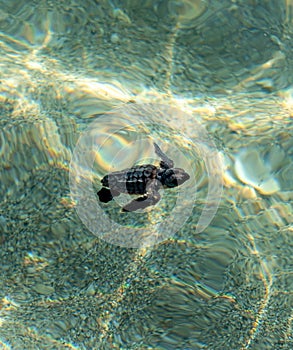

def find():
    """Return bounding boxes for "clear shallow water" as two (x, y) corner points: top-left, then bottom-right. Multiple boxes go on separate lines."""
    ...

(0, 1), (292, 349)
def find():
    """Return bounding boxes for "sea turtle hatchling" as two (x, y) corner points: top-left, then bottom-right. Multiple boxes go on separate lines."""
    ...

(97, 143), (190, 212)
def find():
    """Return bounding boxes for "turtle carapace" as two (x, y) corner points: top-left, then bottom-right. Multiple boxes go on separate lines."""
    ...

(97, 143), (190, 212)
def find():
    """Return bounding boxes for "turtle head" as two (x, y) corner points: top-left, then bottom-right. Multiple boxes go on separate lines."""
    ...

(161, 168), (190, 188)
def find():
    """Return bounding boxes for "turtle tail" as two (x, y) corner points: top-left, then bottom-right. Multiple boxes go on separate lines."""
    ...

(97, 188), (113, 203)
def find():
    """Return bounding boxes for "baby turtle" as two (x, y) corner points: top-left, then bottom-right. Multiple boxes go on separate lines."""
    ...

(97, 143), (190, 212)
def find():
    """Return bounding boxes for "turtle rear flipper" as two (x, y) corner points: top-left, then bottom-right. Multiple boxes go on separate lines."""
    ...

(97, 188), (120, 203)
(122, 192), (161, 212)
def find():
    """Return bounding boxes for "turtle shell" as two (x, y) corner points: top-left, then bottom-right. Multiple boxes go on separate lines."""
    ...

(101, 164), (157, 195)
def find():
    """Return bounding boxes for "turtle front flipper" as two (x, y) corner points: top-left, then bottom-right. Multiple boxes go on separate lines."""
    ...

(122, 191), (161, 212)
(154, 142), (174, 169)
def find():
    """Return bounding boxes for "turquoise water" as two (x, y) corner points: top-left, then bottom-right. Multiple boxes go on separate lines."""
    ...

(0, 1), (292, 349)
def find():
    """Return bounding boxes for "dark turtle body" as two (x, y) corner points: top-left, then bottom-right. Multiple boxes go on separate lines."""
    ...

(97, 143), (190, 212)
(101, 164), (157, 195)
